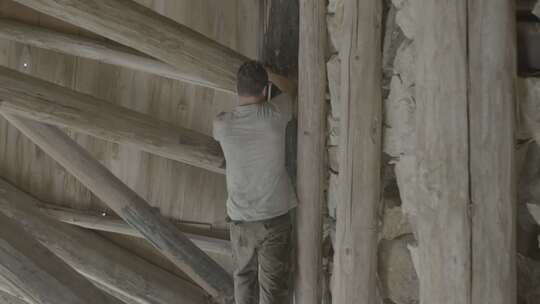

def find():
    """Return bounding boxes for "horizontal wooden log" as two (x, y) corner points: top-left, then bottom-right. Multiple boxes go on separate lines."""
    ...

(12, 0), (250, 93)
(0, 212), (121, 304)
(0, 65), (225, 174)
(0, 18), (210, 85)
(1, 115), (234, 303)
(0, 177), (208, 304)
(37, 203), (232, 255)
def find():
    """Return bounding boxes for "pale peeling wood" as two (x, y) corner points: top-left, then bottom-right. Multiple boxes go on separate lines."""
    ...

(333, 0), (383, 304)
(0, 177), (209, 304)
(414, 1), (471, 303)
(0, 213), (121, 304)
(469, 1), (517, 303)
(0, 115), (234, 303)
(37, 202), (232, 255)
(0, 276), (32, 304)
(11, 0), (249, 93)
(0, 65), (225, 174)
(0, 18), (220, 85)
(295, 1), (326, 304)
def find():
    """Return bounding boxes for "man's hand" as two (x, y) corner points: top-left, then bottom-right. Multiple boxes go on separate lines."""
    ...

(265, 67), (298, 99)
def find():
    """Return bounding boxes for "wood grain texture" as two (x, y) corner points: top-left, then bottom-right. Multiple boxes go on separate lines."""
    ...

(0, 65), (225, 173)
(0, 212), (121, 304)
(1, 115), (234, 303)
(469, 0), (517, 303)
(0, 177), (209, 304)
(10, 0), (250, 93)
(333, 0), (382, 303)
(0, 291), (27, 304)
(295, 1), (326, 304)
(414, 1), (471, 303)
(37, 202), (232, 255)
(0, 18), (226, 86)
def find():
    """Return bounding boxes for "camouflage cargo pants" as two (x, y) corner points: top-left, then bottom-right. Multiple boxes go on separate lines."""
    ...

(229, 213), (292, 304)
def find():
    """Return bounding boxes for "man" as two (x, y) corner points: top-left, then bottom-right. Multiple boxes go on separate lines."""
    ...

(213, 61), (297, 304)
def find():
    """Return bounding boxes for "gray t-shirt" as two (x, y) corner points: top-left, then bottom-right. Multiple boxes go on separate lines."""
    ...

(213, 94), (298, 222)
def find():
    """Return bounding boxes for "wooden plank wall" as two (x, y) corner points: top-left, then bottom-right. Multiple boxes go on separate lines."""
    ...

(0, 0), (260, 231)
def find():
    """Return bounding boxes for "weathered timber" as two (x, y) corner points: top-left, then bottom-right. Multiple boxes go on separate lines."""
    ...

(37, 202), (232, 255)
(0, 213), (121, 304)
(11, 0), (249, 93)
(295, 1), (326, 304)
(0, 18), (215, 85)
(0, 65), (225, 174)
(0, 115), (234, 303)
(414, 1), (471, 303)
(0, 291), (27, 304)
(333, 0), (382, 304)
(0, 276), (30, 304)
(0, 177), (208, 304)
(469, 1), (518, 303)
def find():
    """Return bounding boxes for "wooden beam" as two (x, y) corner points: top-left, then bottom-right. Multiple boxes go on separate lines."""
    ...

(0, 212), (121, 304)
(469, 1), (517, 303)
(0, 18), (217, 86)
(37, 202), (232, 255)
(0, 65), (225, 174)
(333, 1), (382, 304)
(11, 0), (249, 93)
(295, 1), (326, 304)
(0, 115), (234, 303)
(0, 177), (209, 304)
(414, 1), (471, 303)
(0, 291), (27, 304)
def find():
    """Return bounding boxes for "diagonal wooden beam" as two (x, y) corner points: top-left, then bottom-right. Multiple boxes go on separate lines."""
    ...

(11, 0), (249, 93)
(0, 212), (122, 304)
(0, 177), (209, 304)
(0, 290), (28, 304)
(37, 202), (232, 255)
(0, 65), (225, 174)
(0, 18), (207, 85)
(1, 114), (234, 303)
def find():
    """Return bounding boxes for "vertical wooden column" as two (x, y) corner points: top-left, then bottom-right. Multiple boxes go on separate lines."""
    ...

(414, 1), (470, 304)
(295, 1), (326, 304)
(333, 0), (382, 303)
(469, 0), (517, 303)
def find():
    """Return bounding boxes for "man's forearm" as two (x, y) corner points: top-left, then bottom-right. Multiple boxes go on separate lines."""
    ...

(267, 71), (298, 99)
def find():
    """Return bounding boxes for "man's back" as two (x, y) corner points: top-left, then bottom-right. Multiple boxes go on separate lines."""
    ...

(213, 94), (297, 222)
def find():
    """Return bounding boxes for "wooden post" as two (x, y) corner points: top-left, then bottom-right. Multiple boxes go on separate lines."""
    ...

(0, 115), (234, 303)
(0, 18), (222, 86)
(333, 0), (382, 303)
(0, 212), (121, 304)
(295, 1), (326, 304)
(0, 177), (209, 304)
(0, 65), (225, 174)
(37, 202), (232, 255)
(469, 0), (517, 303)
(11, 0), (250, 93)
(414, 1), (471, 303)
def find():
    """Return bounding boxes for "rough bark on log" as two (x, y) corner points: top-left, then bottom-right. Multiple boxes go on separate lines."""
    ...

(0, 213), (121, 304)
(37, 202), (231, 255)
(0, 115), (234, 303)
(469, 1), (517, 303)
(295, 1), (326, 304)
(0, 18), (218, 85)
(0, 65), (225, 174)
(414, 1), (471, 303)
(0, 177), (209, 304)
(333, 0), (383, 303)
(11, 0), (249, 93)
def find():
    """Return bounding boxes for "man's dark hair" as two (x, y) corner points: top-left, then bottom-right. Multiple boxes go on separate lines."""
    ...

(237, 61), (268, 97)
